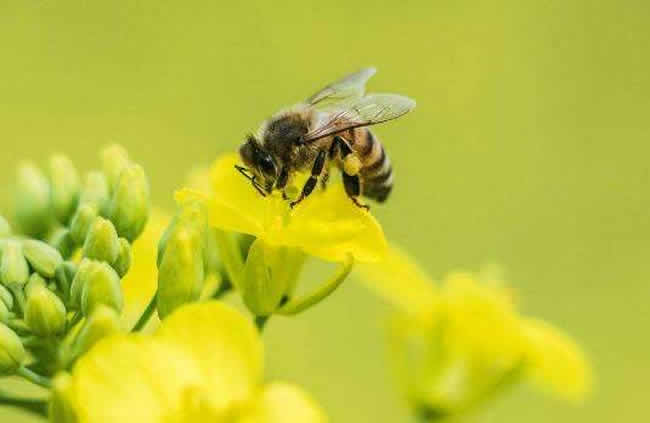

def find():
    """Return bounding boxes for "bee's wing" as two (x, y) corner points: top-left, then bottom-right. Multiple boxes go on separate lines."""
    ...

(306, 67), (377, 106)
(303, 94), (416, 143)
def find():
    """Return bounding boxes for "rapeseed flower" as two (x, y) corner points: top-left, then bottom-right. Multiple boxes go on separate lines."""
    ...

(50, 301), (326, 423)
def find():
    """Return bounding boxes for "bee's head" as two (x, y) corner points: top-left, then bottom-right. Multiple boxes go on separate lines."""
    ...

(238, 134), (278, 195)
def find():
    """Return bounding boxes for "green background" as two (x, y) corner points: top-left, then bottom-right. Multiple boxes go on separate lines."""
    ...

(1, 1), (648, 421)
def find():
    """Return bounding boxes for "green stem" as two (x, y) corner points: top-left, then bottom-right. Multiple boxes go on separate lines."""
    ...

(276, 255), (354, 315)
(17, 366), (52, 389)
(131, 290), (158, 332)
(254, 315), (269, 332)
(0, 389), (48, 418)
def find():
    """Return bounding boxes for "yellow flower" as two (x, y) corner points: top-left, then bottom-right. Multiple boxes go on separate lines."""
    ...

(178, 153), (386, 263)
(120, 208), (170, 330)
(360, 247), (592, 416)
(50, 301), (326, 423)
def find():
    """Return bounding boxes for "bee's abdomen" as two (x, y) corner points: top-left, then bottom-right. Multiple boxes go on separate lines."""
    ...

(356, 130), (393, 203)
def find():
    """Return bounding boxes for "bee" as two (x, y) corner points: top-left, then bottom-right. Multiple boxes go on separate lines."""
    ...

(236, 68), (415, 209)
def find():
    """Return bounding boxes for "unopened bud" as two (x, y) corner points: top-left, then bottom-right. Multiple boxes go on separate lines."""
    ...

(70, 259), (93, 309)
(25, 284), (66, 336)
(79, 171), (110, 212)
(0, 240), (29, 288)
(157, 223), (205, 319)
(22, 239), (63, 278)
(81, 261), (123, 316)
(55, 261), (76, 300)
(0, 216), (10, 238)
(0, 301), (8, 323)
(107, 164), (150, 242)
(48, 227), (76, 259)
(101, 144), (130, 191)
(0, 285), (13, 310)
(49, 154), (80, 224)
(111, 238), (131, 278)
(0, 322), (26, 374)
(69, 204), (98, 246)
(15, 162), (51, 237)
(25, 273), (47, 297)
(82, 217), (119, 264)
(50, 373), (79, 423)
(69, 305), (121, 360)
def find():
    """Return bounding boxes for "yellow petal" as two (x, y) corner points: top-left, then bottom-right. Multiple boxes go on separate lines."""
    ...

(155, 301), (263, 411)
(522, 317), (593, 401)
(241, 382), (327, 423)
(356, 245), (438, 311)
(120, 208), (170, 330)
(201, 154), (387, 263)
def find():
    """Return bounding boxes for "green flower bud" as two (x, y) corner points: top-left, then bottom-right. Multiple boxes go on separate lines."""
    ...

(69, 305), (121, 360)
(0, 285), (13, 310)
(70, 259), (93, 309)
(111, 237), (131, 278)
(0, 322), (26, 374)
(0, 240), (29, 288)
(25, 273), (47, 297)
(81, 261), (123, 316)
(156, 215), (178, 267)
(55, 261), (76, 300)
(48, 227), (76, 259)
(15, 162), (51, 237)
(0, 216), (10, 238)
(79, 171), (110, 212)
(101, 144), (130, 191)
(49, 154), (80, 224)
(0, 301), (8, 323)
(69, 204), (98, 246)
(106, 164), (150, 242)
(82, 217), (119, 264)
(50, 373), (79, 423)
(25, 284), (66, 336)
(22, 239), (63, 278)
(157, 222), (205, 319)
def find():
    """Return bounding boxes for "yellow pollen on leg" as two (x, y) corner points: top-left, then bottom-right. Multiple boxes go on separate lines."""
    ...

(343, 155), (362, 176)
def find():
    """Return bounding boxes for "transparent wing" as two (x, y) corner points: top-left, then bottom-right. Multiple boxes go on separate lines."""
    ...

(306, 67), (377, 106)
(303, 94), (416, 143)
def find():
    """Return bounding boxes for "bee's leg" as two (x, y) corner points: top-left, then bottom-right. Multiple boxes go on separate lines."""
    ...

(290, 150), (326, 208)
(343, 173), (370, 210)
(320, 168), (330, 191)
(276, 167), (291, 200)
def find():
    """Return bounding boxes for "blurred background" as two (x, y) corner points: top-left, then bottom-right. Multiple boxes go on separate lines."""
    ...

(1, 0), (648, 421)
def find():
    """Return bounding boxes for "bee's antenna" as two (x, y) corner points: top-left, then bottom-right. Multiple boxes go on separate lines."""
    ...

(234, 165), (267, 197)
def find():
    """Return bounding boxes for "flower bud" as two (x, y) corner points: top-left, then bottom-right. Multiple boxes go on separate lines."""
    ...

(50, 373), (79, 423)
(25, 284), (66, 336)
(0, 285), (13, 310)
(0, 216), (10, 238)
(55, 261), (77, 299)
(106, 164), (150, 242)
(69, 305), (122, 360)
(79, 170), (110, 212)
(0, 301), (8, 323)
(81, 261), (123, 316)
(48, 227), (76, 259)
(0, 322), (26, 374)
(70, 204), (98, 245)
(82, 217), (120, 264)
(49, 154), (81, 224)
(14, 162), (52, 237)
(22, 239), (63, 278)
(25, 273), (47, 297)
(157, 223), (205, 319)
(111, 238), (131, 278)
(0, 240), (29, 288)
(69, 259), (92, 309)
(101, 144), (130, 191)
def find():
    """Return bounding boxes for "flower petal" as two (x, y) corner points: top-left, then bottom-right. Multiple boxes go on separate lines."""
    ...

(356, 245), (438, 311)
(155, 301), (264, 411)
(522, 317), (593, 401)
(241, 382), (327, 423)
(120, 208), (170, 330)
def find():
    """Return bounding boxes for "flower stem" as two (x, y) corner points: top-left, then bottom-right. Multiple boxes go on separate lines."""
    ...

(17, 366), (52, 389)
(254, 315), (269, 332)
(131, 290), (158, 332)
(276, 255), (354, 315)
(0, 389), (48, 418)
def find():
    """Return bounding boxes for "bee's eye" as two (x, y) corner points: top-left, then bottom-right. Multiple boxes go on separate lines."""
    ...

(259, 155), (275, 175)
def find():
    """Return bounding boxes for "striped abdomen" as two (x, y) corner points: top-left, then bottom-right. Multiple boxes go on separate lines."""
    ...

(347, 128), (393, 202)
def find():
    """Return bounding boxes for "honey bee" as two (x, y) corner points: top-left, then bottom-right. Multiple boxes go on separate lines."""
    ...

(236, 68), (415, 209)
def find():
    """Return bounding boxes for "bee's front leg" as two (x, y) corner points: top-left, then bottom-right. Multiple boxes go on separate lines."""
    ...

(290, 150), (326, 208)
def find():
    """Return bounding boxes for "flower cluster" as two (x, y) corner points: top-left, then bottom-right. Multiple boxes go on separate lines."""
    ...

(0, 145), (150, 380)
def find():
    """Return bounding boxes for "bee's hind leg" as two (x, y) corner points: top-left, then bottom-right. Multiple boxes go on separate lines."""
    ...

(342, 173), (370, 211)
(290, 150), (327, 208)
(320, 169), (330, 191)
